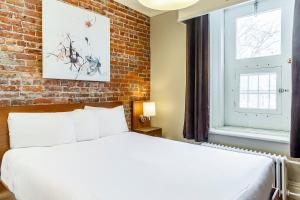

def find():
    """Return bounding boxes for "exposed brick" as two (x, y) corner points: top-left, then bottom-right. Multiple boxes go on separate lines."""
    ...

(0, 99), (10, 106)
(0, 85), (19, 91)
(33, 98), (53, 104)
(0, 0), (151, 128)
(21, 85), (43, 92)
(5, 0), (24, 7)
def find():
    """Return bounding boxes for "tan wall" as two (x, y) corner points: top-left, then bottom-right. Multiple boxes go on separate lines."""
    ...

(150, 11), (186, 141)
(178, 0), (248, 21)
(150, 8), (291, 155)
(150, 10), (300, 192)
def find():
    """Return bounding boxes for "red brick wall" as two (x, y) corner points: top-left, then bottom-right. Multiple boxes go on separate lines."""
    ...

(0, 0), (150, 127)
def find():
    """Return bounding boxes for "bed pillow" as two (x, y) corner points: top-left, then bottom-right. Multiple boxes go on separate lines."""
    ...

(8, 112), (76, 149)
(65, 109), (100, 141)
(84, 105), (129, 137)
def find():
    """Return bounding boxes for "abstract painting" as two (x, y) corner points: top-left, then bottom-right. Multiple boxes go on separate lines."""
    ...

(42, 0), (110, 82)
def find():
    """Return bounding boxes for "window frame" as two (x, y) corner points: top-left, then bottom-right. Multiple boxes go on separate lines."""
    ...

(234, 67), (282, 114)
(209, 0), (294, 134)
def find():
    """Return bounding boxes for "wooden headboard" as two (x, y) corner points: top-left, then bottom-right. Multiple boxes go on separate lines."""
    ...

(0, 102), (122, 164)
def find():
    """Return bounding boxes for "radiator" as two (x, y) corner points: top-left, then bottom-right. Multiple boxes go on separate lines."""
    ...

(201, 142), (300, 200)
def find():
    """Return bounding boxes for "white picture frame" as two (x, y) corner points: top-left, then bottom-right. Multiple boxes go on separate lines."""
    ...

(42, 0), (110, 82)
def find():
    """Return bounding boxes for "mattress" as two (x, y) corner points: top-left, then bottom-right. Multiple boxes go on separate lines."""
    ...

(1, 132), (274, 200)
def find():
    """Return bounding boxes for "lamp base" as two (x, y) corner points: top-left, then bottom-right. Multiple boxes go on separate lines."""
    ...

(139, 115), (150, 123)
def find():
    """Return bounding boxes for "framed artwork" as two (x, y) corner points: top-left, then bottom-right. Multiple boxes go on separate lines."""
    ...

(42, 0), (110, 82)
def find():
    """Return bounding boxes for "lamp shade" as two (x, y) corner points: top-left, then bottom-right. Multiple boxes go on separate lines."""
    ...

(143, 102), (156, 117)
(138, 0), (199, 11)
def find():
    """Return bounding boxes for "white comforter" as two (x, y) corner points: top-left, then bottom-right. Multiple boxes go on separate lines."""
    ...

(1, 132), (274, 200)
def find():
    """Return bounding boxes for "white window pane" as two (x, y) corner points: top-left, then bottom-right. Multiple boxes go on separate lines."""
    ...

(236, 9), (281, 59)
(240, 75), (248, 91)
(259, 74), (270, 92)
(240, 94), (248, 108)
(238, 70), (278, 111)
(259, 94), (269, 109)
(270, 93), (277, 109)
(270, 73), (277, 91)
(248, 94), (258, 108)
(249, 75), (258, 91)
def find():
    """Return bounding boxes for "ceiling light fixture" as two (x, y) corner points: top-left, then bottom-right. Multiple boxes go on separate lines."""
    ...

(138, 0), (199, 11)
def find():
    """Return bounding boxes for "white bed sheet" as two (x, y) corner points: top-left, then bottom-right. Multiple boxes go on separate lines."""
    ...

(1, 132), (274, 200)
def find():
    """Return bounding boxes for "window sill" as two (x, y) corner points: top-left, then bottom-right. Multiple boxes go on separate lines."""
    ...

(209, 126), (290, 144)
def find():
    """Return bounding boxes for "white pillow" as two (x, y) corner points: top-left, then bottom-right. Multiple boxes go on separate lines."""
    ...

(84, 105), (129, 137)
(65, 109), (100, 141)
(8, 112), (76, 149)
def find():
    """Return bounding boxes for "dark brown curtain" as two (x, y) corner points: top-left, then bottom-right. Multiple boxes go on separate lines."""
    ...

(183, 15), (209, 142)
(291, 0), (300, 158)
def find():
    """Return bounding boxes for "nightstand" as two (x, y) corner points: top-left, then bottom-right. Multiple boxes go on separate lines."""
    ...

(0, 182), (15, 200)
(133, 127), (162, 137)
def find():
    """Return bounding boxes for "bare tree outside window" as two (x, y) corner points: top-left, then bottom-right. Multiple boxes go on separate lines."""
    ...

(236, 9), (281, 59)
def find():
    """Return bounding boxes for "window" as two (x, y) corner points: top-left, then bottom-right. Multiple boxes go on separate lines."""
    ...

(236, 9), (281, 59)
(210, 0), (294, 134)
(239, 72), (276, 109)
(237, 68), (280, 112)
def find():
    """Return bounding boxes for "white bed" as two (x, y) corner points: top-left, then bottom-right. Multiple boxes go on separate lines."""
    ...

(1, 132), (274, 200)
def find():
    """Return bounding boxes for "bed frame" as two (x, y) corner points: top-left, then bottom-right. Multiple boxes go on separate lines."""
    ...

(0, 102), (122, 166)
